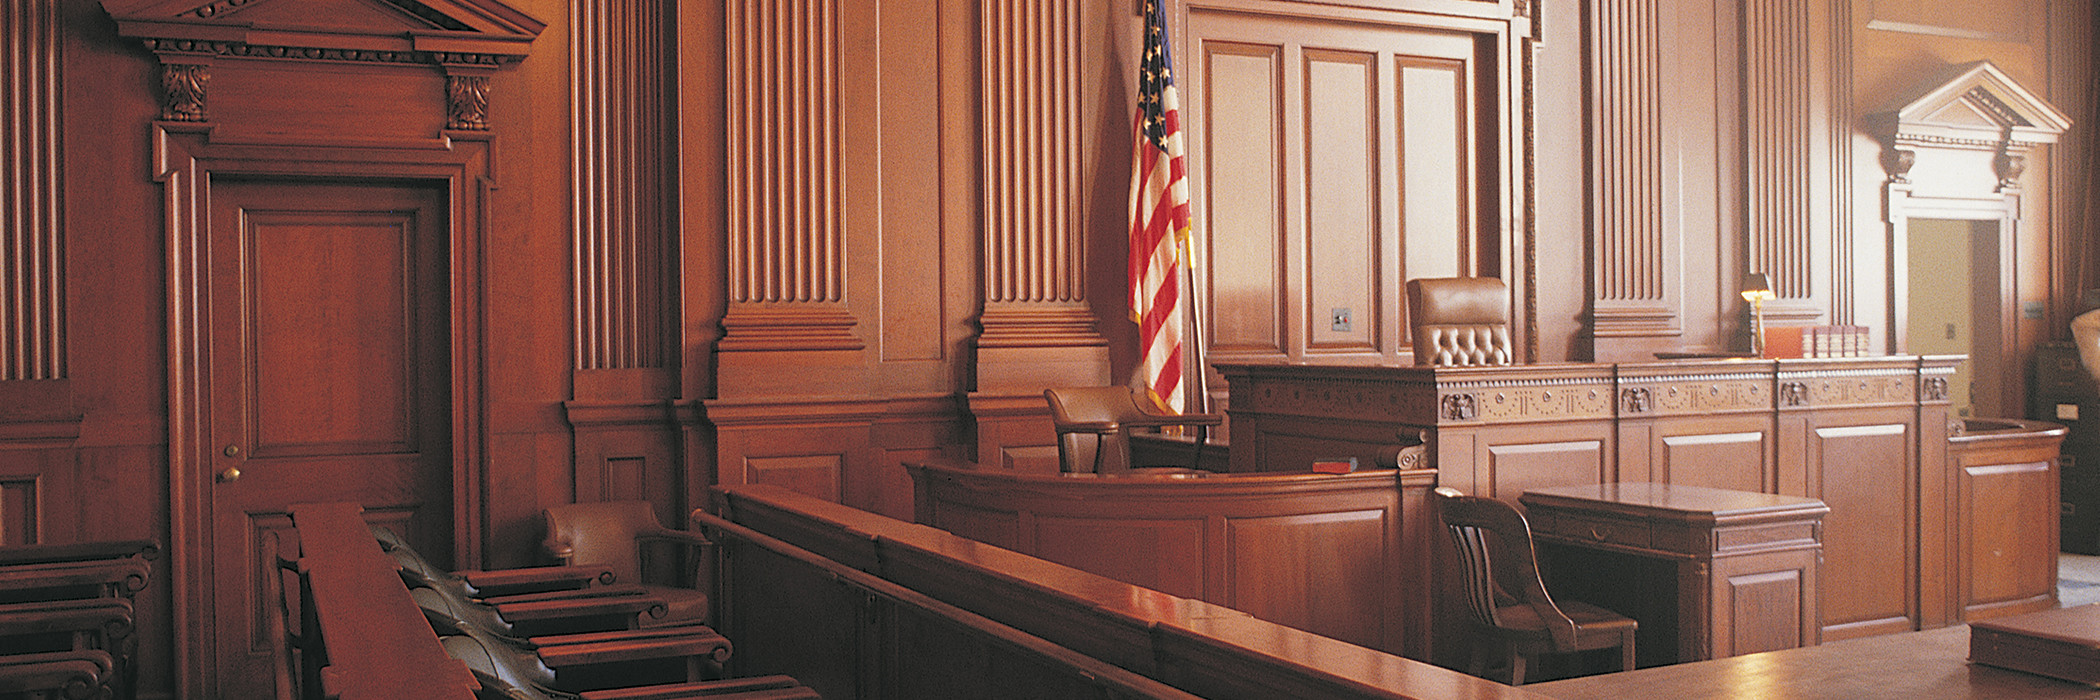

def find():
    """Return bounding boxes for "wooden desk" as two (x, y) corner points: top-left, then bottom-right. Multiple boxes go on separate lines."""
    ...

(1218, 357), (1969, 656)
(1531, 625), (2100, 699)
(1519, 483), (1827, 666)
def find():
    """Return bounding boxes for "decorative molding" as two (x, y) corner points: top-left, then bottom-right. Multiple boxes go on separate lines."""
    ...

(3, 0), (63, 381)
(1923, 376), (1949, 402)
(573, 0), (672, 370)
(976, 304), (1109, 348)
(1588, 0), (1675, 337)
(1743, 0), (1816, 301)
(717, 307), (863, 352)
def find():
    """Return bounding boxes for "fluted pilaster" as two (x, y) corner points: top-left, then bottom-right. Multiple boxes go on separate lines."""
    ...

(977, 0), (1102, 349)
(1589, 0), (1675, 337)
(574, 0), (673, 369)
(3, 0), (62, 381)
(723, 0), (860, 351)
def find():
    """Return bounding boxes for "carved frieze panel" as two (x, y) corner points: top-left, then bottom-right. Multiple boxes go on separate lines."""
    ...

(1236, 377), (1437, 423)
(1779, 369), (1914, 408)
(1465, 384), (1613, 423)
(1622, 373), (1771, 416)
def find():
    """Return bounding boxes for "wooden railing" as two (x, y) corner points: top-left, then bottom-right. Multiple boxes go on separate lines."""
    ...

(285, 502), (480, 700)
(707, 484), (1544, 700)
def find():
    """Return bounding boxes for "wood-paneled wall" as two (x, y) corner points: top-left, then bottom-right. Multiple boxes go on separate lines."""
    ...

(1, 0), (2094, 695)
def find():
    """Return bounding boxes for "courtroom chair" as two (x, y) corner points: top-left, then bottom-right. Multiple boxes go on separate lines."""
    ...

(1432, 487), (1635, 685)
(1042, 386), (1223, 474)
(1407, 277), (1514, 366)
(543, 502), (714, 628)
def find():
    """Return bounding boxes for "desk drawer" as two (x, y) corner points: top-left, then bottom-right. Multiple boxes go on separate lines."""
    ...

(1538, 512), (1651, 549)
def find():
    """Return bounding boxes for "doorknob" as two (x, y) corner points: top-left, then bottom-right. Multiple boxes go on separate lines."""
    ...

(217, 466), (243, 483)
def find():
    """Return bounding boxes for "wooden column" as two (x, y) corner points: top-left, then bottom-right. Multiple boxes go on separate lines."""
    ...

(566, 0), (683, 522)
(968, 0), (1108, 469)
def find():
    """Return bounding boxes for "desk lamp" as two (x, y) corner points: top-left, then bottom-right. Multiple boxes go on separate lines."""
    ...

(1742, 273), (1775, 356)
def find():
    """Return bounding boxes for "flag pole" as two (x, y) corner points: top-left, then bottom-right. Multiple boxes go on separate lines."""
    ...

(1182, 234), (1208, 415)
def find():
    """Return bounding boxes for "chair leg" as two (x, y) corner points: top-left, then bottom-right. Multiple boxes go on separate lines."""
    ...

(1619, 631), (1637, 672)
(1464, 640), (1486, 679)
(1508, 649), (1528, 686)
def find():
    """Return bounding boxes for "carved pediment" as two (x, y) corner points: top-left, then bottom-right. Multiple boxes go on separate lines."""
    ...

(102, 0), (544, 66)
(104, 0), (542, 129)
(1866, 61), (2071, 150)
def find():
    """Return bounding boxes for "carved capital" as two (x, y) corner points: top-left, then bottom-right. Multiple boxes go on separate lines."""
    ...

(160, 63), (209, 122)
(1881, 147), (1916, 183)
(447, 75), (491, 131)
(1994, 152), (2026, 191)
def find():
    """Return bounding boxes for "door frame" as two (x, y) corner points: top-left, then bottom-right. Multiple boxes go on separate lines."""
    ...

(1885, 183), (2019, 418)
(153, 124), (491, 698)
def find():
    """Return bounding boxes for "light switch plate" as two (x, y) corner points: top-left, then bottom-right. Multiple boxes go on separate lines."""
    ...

(1330, 307), (1352, 332)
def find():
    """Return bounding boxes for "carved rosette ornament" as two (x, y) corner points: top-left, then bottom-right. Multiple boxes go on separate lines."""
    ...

(447, 75), (491, 131)
(160, 64), (209, 121)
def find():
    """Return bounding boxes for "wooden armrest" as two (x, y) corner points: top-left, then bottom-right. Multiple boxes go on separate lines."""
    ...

(0, 540), (158, 567)
(458, 565), (615, 596)
(482, 583), (651, 606)
(579, 677), (818, 700)
(0, 558), (151, 597)
(636, 527), (714, 549)
(532, 624), (732, 666)
(1119, 412), (1224, 429)
(0, 599), (134, 640)
(489, 594), (667, 623)
(0, 650), (115, 697)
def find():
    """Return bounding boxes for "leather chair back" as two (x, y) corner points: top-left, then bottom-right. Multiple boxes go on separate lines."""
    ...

(1407, 277), (1513, 366)
(544, 501), (663, 586)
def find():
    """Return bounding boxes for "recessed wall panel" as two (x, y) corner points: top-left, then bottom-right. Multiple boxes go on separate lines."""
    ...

(1203, 42), (1285, 353)
(1303, 50), (1377, 349)
(1399, 59), (1465, 281)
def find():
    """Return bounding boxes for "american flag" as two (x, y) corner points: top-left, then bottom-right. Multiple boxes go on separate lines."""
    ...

(1128, 0), (1191, 413)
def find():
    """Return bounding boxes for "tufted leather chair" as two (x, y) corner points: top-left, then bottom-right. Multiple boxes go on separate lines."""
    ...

(1407, 277), (1514, 366)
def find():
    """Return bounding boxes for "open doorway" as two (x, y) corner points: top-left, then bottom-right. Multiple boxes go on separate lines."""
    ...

(1905, 218), (2004, 418)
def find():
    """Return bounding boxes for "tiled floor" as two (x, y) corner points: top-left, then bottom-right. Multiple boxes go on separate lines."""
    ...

(2060, 552), (2100, 607)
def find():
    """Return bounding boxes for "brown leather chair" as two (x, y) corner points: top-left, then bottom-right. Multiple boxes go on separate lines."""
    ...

(544, 502), (713, 628)
(1433, 487), (1635, 684)
(1407, 277), (1514, 366)
(1042, 386), (1223, 475)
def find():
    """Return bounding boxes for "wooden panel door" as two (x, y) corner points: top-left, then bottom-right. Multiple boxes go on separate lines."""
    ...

(207, 179), (452, 698)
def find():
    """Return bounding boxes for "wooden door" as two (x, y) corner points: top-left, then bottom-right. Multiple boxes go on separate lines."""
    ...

(206, 179), (453, 698)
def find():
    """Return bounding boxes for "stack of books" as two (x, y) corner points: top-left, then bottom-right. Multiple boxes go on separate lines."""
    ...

(1763, 324), (1870, 359)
